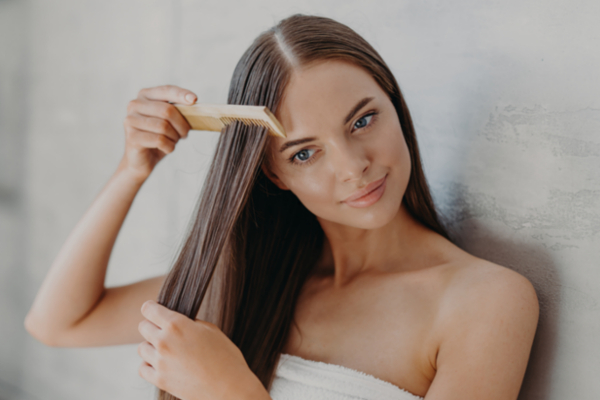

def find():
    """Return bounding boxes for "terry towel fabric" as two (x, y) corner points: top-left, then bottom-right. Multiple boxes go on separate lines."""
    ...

(269, 353), (424, 400)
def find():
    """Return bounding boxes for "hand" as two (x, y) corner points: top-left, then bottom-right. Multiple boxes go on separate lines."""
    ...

(121, 85), (197, 181)
(137, 300), (268, 400)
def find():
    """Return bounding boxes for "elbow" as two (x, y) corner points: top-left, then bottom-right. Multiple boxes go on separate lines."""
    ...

(24, 313), (62, 347)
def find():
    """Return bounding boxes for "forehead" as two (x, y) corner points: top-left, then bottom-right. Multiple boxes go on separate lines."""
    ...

(273, 59), (386, 140)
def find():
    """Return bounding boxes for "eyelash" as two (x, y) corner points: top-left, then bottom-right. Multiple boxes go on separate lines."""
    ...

(287, 110), (380, 166)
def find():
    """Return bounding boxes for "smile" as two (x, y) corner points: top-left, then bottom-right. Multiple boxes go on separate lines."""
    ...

(342, 174), (387, 208)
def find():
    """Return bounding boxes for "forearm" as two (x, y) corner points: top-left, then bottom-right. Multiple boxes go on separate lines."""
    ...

(238, 375), (272, 400)
(25, 159), (148, 341)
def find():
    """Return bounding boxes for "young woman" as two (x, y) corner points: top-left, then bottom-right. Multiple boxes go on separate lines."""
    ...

(24, 14), (539, 400)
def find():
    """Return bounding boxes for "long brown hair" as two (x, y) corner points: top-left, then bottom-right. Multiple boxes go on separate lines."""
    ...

(155, 13), (449, 400)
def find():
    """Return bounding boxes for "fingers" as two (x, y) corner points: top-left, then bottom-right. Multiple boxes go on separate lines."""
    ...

(125, 127), (176, 155)
(137, 340), (158, 366)
(127, 99), (191, 139)
(141, 300), (181, 331)
(138, 360), (158, 386)
(138, 318), (161, 344)
(125, 113), (180, 142)
(138, 84), (197, 105)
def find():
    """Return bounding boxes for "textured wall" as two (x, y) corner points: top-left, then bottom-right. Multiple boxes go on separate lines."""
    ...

(0, 1), (30, 398)
(1, 0), (598, 399)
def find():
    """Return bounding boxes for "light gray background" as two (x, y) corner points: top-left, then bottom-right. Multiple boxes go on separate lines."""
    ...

(1, 0), (598, 399)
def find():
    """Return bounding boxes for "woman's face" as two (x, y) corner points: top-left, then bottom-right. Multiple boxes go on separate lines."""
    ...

(262, 59), (411, 230)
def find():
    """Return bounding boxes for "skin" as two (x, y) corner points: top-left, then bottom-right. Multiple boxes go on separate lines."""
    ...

(24, 60), (539, 400)
(262, 59), (540, 399)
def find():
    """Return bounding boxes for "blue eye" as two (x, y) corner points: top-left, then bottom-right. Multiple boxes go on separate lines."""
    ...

(354, 113), (374, 130)
(287, 111), (379, 167)
(293, 148), (315, 162)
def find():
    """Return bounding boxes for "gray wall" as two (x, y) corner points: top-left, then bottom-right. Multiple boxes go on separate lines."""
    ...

(1, 0), (598, 399)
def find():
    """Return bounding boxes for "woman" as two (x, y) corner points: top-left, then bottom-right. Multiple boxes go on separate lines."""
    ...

(24, 13), (539, 400)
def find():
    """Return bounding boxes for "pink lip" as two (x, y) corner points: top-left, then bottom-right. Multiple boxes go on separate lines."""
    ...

(342, 175), (387, 208)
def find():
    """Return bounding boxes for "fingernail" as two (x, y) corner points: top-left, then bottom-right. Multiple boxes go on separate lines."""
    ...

(185, 94), (196, 104)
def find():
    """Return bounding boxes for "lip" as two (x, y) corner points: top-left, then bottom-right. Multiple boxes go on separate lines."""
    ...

(342, 175), (387, 207)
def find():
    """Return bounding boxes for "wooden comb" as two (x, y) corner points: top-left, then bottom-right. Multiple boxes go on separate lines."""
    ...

(172, 103), (287, 138)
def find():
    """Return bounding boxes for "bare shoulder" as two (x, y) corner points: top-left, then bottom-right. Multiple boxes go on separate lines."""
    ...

(422, 254), (541, 398)
(433, 256), (540, 345)
(447, 257), (538, 308)
(435, 256), (539, 362)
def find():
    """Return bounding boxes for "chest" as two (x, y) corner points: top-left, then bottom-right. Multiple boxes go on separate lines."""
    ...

(281, 273), (439, 397)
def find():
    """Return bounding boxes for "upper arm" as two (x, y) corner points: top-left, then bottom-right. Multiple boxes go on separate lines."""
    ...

(47, 274), (166, 347)
(425, 266), (539, 400)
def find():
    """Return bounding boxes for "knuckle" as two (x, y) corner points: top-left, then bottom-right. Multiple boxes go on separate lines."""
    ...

(172, 313), (185, 325)
(158, 105), (171, 119)
(156, 135), (169, 146)
(126, 130), (137, 143)
(161, 141), (175, 153)
(155, 375), (165, 389)
(164, 104), (176, 119)
(124, 126), (135, 139)
(126, 100), (136, 114)
(155, 338), (168, 352)
(164, 318), (181, 334)
(154, 356), (165, 370)
(138, 87), (151, 96)
(163, 137), (176, 151)
(159, 119), (170, 132)
(164, 319), (176, 332)
(165, 84), (178, 94)
(141, 300), (152, 313)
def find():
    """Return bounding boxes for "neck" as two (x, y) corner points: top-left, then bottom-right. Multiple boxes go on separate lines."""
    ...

(315, 202), (442, 288)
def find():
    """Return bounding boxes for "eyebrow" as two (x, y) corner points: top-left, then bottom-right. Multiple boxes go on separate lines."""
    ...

(278, 96), (375, 153)
(343, 96), (375, 125)
(278, 137), (317, 153)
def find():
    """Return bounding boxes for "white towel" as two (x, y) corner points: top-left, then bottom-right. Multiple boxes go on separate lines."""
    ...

(269, 353), (424, 400)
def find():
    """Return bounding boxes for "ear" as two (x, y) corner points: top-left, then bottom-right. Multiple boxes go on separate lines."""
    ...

(261, 162), (290, 191)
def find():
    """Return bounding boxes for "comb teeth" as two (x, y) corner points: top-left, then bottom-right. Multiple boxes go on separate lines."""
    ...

(172, 102), (286, 137)
(220, 116), (270, 129)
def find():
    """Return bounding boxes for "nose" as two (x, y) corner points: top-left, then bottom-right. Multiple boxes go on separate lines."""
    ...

(329, 138), (370, 182)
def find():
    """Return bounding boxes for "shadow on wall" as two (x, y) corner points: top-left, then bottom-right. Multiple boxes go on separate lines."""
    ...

(439, 186), (561, 400)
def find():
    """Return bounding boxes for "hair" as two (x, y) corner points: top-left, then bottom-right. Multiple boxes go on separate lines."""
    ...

(155, 13), (449, 400)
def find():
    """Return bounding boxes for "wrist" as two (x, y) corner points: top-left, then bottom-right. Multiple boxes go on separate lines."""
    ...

(238, 373), (272, 400)
(115, 158), (150, 186)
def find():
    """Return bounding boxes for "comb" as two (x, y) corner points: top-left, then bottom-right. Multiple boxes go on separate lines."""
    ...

(172, 103), (287, 138)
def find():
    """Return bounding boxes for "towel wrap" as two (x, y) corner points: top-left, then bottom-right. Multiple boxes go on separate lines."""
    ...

(269, 353), (424, 400)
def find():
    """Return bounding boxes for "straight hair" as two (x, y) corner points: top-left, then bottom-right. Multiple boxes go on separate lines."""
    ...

(156, 13), (449, 400)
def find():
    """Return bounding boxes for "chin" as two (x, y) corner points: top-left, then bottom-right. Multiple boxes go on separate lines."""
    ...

(316, 198), (402, 230)
(346, 203), (400, 229)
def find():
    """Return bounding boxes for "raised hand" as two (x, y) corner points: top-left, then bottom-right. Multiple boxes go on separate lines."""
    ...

(121, 85), (197, 181)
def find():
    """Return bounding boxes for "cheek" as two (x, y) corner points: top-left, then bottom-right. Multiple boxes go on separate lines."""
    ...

(378, 124), (411, 184)
(285, 172), (336, 213)
(377, 119), (409, 162)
